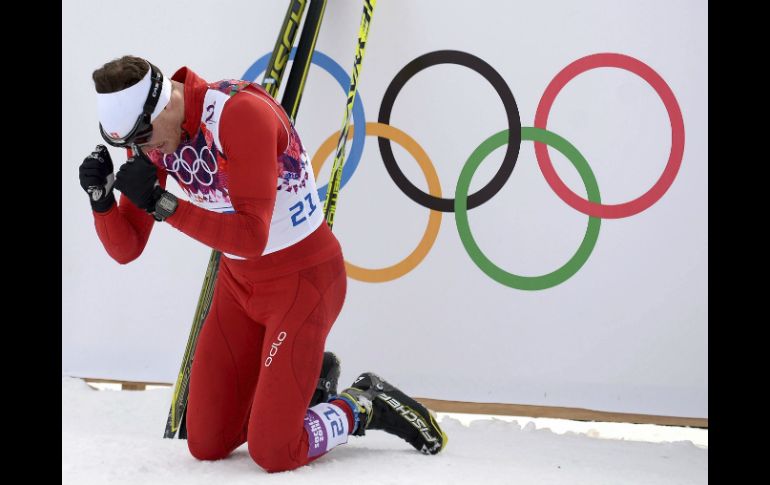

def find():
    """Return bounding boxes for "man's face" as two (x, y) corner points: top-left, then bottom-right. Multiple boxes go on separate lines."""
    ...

(139, 83), (184, 155)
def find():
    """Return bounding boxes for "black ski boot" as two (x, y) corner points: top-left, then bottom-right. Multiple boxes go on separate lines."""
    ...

(309, 351), (341, 407)
(339, 372), (448, 455)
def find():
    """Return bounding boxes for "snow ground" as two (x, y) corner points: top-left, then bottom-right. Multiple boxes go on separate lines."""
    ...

(63, 377), (707, 484)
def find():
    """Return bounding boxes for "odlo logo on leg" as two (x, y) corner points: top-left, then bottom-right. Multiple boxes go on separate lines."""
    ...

(264, 331), (287, 367)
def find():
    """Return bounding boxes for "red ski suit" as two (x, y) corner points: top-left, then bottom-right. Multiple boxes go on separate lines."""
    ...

(92, 67), (346, 472)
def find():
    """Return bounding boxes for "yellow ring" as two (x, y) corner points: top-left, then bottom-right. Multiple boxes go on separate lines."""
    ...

(312, 122), (443, 282)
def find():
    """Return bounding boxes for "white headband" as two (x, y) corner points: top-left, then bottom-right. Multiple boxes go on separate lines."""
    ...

(96, 66), (172, 138)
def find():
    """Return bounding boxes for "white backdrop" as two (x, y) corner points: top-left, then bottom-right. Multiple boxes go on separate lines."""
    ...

(62, 0), (707, 418)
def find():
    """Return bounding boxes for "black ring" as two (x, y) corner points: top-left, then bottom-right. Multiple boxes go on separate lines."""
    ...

(378, 50), (521, 212)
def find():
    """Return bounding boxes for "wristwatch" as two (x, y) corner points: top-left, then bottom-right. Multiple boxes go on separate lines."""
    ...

(152, 191), (178, 222)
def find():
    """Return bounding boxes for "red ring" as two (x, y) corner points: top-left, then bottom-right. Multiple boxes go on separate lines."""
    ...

(534, 53), (685, 219)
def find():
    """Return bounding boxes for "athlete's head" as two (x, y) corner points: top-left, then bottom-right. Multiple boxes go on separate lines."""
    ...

(93, 55), (185, 154)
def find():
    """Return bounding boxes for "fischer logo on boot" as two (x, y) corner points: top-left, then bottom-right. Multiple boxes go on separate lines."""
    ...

(377, 393), (439, 443)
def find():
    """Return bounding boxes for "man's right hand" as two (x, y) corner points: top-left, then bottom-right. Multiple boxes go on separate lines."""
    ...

(79, 144), (116, 213)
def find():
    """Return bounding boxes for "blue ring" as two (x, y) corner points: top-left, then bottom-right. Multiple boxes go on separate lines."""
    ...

(242, 49), (366, 202)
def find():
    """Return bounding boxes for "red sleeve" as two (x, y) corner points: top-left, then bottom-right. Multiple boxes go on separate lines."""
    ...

(93, 167), (168, 264)
(164, 91), (287, 259)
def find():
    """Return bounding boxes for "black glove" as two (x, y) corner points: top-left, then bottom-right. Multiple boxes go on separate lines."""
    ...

(114, 150), (165, 213)
(79, 144), (115, 212)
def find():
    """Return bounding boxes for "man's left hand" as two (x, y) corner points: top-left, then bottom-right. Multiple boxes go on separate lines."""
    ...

(114, 150), (164, 212)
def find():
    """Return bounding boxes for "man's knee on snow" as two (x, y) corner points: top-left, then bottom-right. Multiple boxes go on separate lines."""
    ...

(187, 437), (233, 461)
(248, 441), (302, 473)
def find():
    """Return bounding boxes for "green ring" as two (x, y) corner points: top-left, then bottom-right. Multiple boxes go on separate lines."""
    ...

(455, 127), (602, 290)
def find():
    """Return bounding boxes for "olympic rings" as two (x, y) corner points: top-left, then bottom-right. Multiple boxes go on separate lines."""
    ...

(455, 127), (601, 290)
(534, 53), (685, 219)
(246, 49), (684, 288)
(311, 122), (443, 282)
(163, 145), (218, 186)
(378, 50), (521, 212)
(242, 49), (366, 202)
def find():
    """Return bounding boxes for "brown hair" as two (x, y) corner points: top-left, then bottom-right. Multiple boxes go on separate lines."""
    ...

(92, 55), (151, 94)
